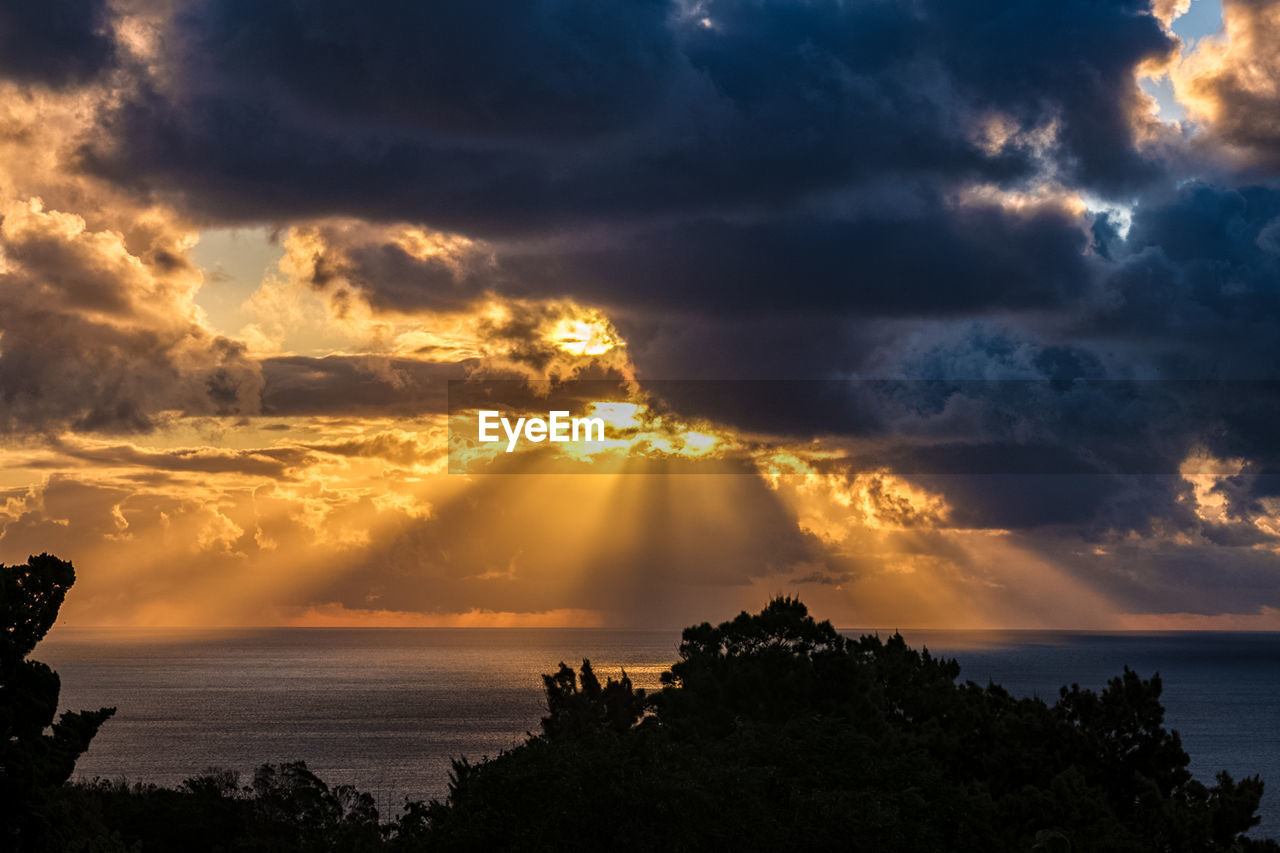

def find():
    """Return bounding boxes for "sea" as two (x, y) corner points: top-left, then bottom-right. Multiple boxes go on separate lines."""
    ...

(40, 628), (1280, 841)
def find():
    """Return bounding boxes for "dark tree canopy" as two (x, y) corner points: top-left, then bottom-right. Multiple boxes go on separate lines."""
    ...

(9, 592), (1278, 852)
(1, 554), (115, 850)
(417, 597), (1278, 852)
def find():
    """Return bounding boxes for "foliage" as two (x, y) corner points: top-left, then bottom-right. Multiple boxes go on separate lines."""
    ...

(541, 658), (647, 739)
(1, 554), (115, 851)
(5, 575), (1276, 852)
(47, 764), (385, 853)
(416, 597), (1279, 852)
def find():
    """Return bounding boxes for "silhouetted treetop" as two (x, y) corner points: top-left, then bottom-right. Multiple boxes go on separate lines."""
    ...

(670, 596), (847, 665)
(1, 553), (77, 665)
(422, 596), (1278, 852)
(7, 591), (1276, 853)
(1, 554), (115, 852)
(541, 658), (646, 739)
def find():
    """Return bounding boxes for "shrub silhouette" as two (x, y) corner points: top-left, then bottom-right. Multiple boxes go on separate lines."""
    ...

(52, 762), (386, 853)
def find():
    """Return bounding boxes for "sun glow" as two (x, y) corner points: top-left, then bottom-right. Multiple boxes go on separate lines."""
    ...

(544, 314), (623, 356)
(449, 387), (744, 474)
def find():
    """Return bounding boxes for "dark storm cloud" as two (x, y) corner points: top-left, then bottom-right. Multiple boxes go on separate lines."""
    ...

(259, 356), (464, 417)
(496, 202), (1096, 315)
(82, 0), (1172, 232)
(1030, 531), (1280, 616)
(327, 240), (492, 314)
(0, 0), (116, 86)
(55, 0), (1191, 340)
(291, 193), (1098, 320)
(644, 367), (1280, 532)
(287, 220), (498, 314)
(1039, 181), (1280, 528)
(904, 474), (1160, 531)
(211, 0), (685, 138)
(1088, 183), (1280, 370)
(54, 0), (1195, 355)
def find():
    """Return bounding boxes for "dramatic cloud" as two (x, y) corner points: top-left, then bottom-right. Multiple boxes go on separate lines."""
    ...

(0, 0), (115, 86)
(1172, 0), (1280, 170)
(0, 196), (262, 432)
(1, 0), (1279, 629)
(85, 0), (1173, 227)
(0, 84), (264, 434)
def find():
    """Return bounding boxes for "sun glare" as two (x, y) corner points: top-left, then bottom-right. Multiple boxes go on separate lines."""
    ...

(545, 315), (622, 356)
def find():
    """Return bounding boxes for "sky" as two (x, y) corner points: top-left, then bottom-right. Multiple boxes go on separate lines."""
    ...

(4, 0), (1280, 630)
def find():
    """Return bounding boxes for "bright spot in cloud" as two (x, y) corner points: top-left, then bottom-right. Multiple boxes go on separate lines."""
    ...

(1082, 195), (1135, 239)
(545, 314), (622, 356)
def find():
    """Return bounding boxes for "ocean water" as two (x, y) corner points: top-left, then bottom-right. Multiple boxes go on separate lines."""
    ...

(39, 627), (1280, 840)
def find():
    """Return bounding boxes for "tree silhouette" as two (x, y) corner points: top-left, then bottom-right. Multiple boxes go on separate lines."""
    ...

(6, 590), (1276, 852)
(0, 553), (115, 850)
(541, 658), (646, 739)
(416, 596), (1280, 852)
